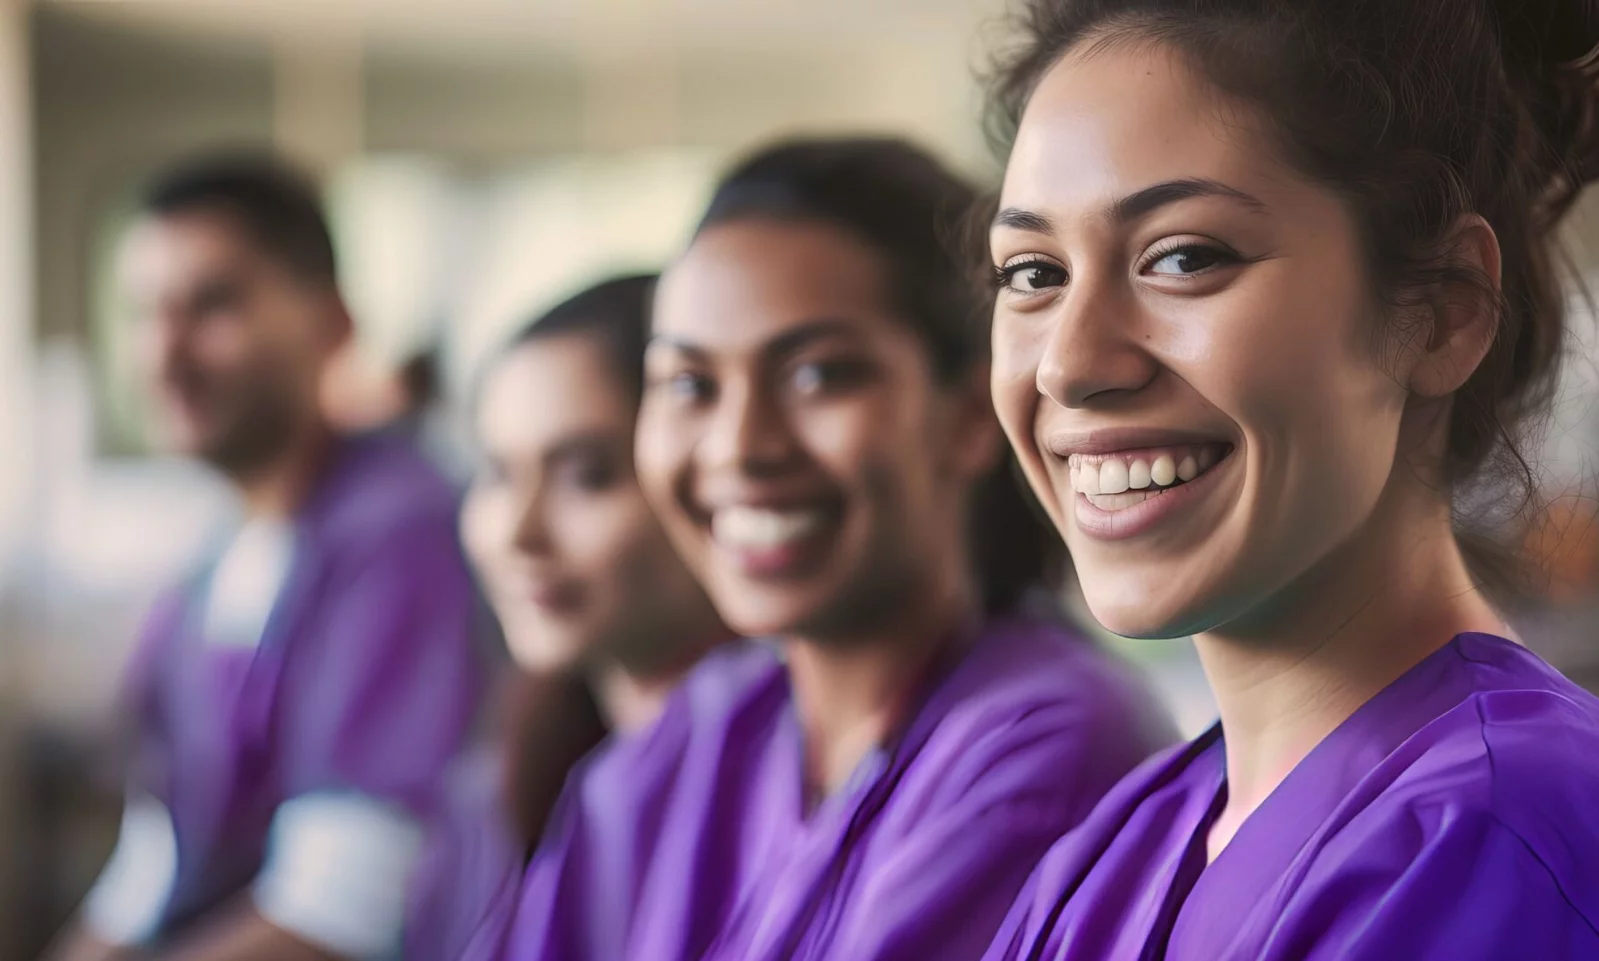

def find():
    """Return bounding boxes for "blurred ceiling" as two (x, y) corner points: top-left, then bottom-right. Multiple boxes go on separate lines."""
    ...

(41, 0), (1014, 63)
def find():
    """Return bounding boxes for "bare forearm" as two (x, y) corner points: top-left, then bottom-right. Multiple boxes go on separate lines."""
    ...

(153, 906), (342, 961)
(41, 927), (140, 961)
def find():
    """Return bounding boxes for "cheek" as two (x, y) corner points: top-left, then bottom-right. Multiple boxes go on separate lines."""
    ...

(990, 314), (1047, 450)
(991, 309), (1048, 389)
(554, 493), (660, 585)
(195, 316), (257, 373)
(634, 405), (691, 514)
(990, 318), (1054, 519)
(1158, 262), (1389, 429)
(1166, 275), (1405, 553)
(460, 488), (513, 575)
(794, 388), (928, 488)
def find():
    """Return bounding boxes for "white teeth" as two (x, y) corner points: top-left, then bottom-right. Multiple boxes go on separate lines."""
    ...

(1098, 459), (1129, 495)
(1077, 462), (1100, 495)
(1085, 488), (1163, 511)
(712, 506), (826, 549)
(1075, 446), (1227, 501)
(1150, 454), (1177, 487)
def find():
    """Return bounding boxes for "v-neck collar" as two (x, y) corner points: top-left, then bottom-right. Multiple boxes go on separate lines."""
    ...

(1157, 633), (1490, 956)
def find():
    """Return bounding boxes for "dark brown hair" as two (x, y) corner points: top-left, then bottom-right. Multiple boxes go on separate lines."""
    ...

(697, 138), (1061, 615)
(142, 150), (338, 289)
(505, 273), (657, 404)
(988, 0), (1599, 596)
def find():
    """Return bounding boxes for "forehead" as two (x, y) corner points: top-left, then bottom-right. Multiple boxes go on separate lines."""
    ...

(653, 218), (897, 351)
(119, 209), (268, 299)
(477, 335), (633, 446)
(1000, 40), (1289, 218)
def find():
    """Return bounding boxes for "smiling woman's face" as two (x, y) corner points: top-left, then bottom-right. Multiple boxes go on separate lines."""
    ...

(991, 41), (1414, 639)
(637, 218), (985, 641)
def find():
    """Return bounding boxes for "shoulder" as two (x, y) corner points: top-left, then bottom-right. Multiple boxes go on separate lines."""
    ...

(307, 432), (462, 552)
(892, 617), (1180, 818)
(673, 639), (787, 718)
(1314, 639), (1599, 925)
(1407, 634), (1599, 837)
(923, 616), (1178, 762)
(595, 641), (787, 772)
(1466, 642), (1599, 925)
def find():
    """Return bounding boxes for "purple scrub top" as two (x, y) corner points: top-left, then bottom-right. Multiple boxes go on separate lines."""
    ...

(985, 632), (1599, 960)
(406, 746), (525, 961)
(462, 614), (1177, 961)
(123, 430), (487, 937)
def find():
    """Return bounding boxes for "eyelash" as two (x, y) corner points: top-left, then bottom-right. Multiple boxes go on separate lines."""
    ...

(1138, 240), (1242, 275)
(992, 241), (1245, 292)
(991, 257), (1065, 291)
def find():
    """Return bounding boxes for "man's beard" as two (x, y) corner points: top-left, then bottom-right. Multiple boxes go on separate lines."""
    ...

(197, 388), (307, 482)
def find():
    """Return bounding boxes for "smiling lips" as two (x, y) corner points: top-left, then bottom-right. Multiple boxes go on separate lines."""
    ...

(708, 503), (841, 577)
(1068, 443), (1229, 511)
(712, 505), (831, 549)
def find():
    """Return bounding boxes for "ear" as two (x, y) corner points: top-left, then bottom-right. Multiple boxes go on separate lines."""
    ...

(945, 361), (1005, 482)
(325, 291), (356, 350)
(1406, 215), (1502, 399)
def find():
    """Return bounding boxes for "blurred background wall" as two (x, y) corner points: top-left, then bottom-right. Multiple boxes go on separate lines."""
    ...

(3, 1), (1598, 958)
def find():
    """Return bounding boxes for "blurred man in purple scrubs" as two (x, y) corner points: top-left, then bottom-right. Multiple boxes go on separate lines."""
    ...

(46, 153), (485, 961)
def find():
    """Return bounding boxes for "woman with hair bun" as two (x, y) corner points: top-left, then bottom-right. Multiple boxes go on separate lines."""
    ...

(981, 0), (1599, 958)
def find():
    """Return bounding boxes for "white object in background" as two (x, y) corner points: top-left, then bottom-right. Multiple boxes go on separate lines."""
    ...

(200, 518), (294, 650)
(253, 792), (425, 960)
(82, 792), (179, 947)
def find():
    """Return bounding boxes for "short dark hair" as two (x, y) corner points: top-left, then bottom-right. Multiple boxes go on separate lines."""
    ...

(698, 137), (1061, 616)
(140, 151), (338, 287)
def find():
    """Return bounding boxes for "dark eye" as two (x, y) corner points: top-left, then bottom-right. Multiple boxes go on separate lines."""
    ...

(996, 260), (1067, 294)
(791, 358), (872, 396)
(558, 456), (620, 493)
(1146, 244), (1236, 276)
(191, 278), (247, 318)
(666, 370), (714, 404)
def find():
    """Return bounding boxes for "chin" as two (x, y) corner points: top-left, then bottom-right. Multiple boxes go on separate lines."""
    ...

(702, 580), (826, 641)
(709, 599), (803, 640)
(1076, 568), (1215, 640)
(506, 629), (591, 673)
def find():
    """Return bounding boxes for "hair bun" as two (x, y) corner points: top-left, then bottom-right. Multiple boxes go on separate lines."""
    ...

(1488, 0), (1599, 214)
(1493, 0), (1599, 65)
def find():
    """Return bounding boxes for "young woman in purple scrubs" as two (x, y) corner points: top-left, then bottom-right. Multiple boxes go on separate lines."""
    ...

(982, 1), (1599, 958)
(468, 138), (1177, 961)
(405, 276), (730, 960)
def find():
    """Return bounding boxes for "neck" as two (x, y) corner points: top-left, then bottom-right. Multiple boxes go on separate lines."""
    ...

(593, 659), (697, 735)
(786, 570), (978, 800)
(1199, 475), (1504, 858)
(230, 421), (334, 519)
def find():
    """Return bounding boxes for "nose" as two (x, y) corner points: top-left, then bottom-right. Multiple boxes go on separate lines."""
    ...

(1035, 275), (1159, 408)
(698, 376), (799, 479)
(510, 482), (554, 557)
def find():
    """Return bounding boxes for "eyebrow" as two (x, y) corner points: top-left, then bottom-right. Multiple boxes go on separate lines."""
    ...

(646, 335), (709, 360)
(543, 430), (622, 466)
(1112, 178), (1266, 221)
(992, 177), (1268, 234)
(649, 317), (863, 362)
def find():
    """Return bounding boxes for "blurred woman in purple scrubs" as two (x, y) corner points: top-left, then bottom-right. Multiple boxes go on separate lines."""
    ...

(981, 1), (1599, 958)
(405, 276), (728, 960)
(469, 139), (1177, 961)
